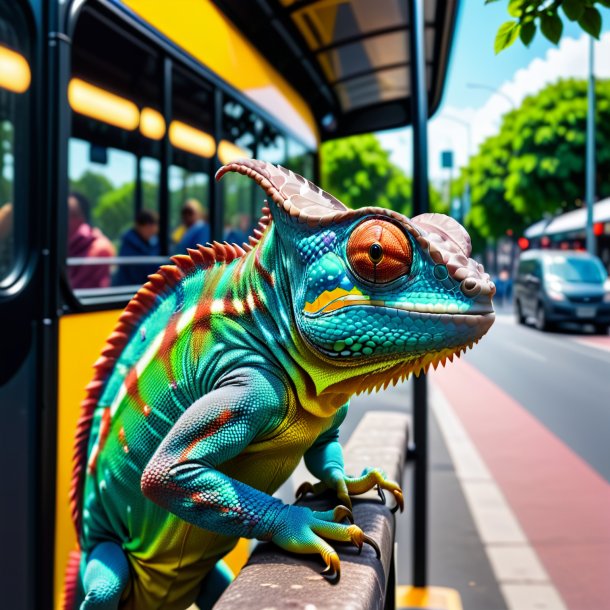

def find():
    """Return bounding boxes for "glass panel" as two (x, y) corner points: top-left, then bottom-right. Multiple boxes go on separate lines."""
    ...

(0, 5), (30, 284)
(334, 66), (408, 111)
(318, 31), (407, 83)
(69, 6), (164, 294)
(293, 0), (407, 51)
(169, 68), (213, 254)
(220, 97), (286, 244)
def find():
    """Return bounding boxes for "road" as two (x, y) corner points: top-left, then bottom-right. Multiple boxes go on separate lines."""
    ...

(340, 309), (610, 610)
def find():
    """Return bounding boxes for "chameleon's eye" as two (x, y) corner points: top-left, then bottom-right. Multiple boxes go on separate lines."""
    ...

(347, 219), (412, 284)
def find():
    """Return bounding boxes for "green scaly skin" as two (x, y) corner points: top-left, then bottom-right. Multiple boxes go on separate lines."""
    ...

(66, 159), (495, 610)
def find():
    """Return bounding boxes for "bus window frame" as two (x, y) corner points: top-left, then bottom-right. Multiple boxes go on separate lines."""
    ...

(0, 0), (34, 296)
(61, 0), (316, 313)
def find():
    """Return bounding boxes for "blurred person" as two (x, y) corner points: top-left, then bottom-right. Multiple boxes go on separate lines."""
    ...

(113, 209), (160, 287)
(224, 212), (251, 245)
(175, 198), (210, 252)
(0, 203), (13, 278)
(172, 198), (203, 245)
(67, 191), (115, 289)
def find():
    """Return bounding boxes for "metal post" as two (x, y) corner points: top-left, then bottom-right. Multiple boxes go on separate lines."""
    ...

(408, 0), (429, 588)
(585, 36), (596, 255)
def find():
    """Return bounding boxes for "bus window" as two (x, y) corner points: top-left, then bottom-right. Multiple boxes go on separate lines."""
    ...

(68, 5), (164, 297)
(0, 5), (30, 285)
(169, 68), (213, 254)
(220, 98), (285, 244)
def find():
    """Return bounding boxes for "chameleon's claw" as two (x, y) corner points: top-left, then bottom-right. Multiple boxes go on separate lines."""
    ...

(376, 485), (387, 505)
(295, 481), (315, 501)
(333, 505), (354, 524)
(321, 553), (341, 584)
(363, 534), (381, 559)
(390, 489), (404, 514)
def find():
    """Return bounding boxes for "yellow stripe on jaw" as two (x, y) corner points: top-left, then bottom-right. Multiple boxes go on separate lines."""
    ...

(303, 286), (367, 315)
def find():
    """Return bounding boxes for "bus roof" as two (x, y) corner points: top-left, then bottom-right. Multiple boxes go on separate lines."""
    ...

(213, 0), (459, 140)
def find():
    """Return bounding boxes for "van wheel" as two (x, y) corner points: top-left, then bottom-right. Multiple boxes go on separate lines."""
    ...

(535, 303), (551, 331)
(515, 300), (525, 324)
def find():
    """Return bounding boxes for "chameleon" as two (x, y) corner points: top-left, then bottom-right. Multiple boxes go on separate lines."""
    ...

(63, 158), (495, 610)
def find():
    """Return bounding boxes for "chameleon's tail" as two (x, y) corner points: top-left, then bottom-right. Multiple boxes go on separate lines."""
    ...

(60, 546), (81, 610)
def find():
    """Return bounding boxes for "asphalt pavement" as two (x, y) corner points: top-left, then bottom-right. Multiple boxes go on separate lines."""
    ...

(339, 305), (610, 609)
(462, 306), (610, 483)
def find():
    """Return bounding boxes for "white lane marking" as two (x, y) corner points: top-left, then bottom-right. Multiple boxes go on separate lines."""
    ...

(431, 384), (567, 610)
(492, 314), (610, 365)
(504, 342), (547, 362)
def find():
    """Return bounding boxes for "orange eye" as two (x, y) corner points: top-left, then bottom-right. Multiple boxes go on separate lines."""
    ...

(347, 219), (412, 284)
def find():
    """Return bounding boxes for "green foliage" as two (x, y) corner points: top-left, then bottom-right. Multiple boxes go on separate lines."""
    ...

(320, 133), (443, 218)
(460, 78), (610, 240)
(492, 0), (607, 52)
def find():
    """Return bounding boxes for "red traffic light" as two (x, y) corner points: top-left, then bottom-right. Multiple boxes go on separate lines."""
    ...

(594, 222), (603, 237)
(518, 237), (529, 250)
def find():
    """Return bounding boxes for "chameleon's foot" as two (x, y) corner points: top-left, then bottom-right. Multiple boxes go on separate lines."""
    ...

(345, 468), (404, 513)
(270, 505), (380, 584)
(297, 468), (404, 513)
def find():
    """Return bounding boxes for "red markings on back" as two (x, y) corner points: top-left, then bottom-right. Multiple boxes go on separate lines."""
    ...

(179, 410), (233, 462)
(254, 248), (274, 287)
(118, 426), (129, 454)
(125, 367), (150, 417)
(87, 407), (111, 474)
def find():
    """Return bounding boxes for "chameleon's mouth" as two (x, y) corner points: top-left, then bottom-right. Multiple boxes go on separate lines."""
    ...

(303, 294), (494, 318)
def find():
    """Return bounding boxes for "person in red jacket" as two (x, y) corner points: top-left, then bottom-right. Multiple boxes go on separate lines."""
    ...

(67, 192), (115, 289)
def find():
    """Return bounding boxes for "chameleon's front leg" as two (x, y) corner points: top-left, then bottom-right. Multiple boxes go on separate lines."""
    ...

(141, 368), (376, 582)
(299, 403), (404, 513)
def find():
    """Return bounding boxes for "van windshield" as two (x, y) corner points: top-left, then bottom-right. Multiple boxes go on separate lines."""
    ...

(545, 256), (607, 284)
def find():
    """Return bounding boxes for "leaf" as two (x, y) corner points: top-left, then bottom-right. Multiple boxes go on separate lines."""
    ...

(578, 7), (602, 38)
(484, 0), (501, 4)
(597, 0), (610, 8)
(540, 12), (563, 44)
(494, 21), (520, 54)
(562, 0), (585, 21)
(508, 0), (524, 17)
(520, 21), (536, 46)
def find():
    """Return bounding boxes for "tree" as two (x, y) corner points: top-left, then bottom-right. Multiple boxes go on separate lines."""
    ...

(70, 171), (113, 215)
(320, 133), (444, 217)
(460, 78), (610, 239)
(491, 0), (609, 53)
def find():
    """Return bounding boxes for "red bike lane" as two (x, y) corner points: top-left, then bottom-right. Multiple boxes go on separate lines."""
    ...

(431, 359), (610, 610)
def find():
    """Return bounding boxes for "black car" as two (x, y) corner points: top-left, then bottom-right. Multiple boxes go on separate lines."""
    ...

(514, 250), (610, 332)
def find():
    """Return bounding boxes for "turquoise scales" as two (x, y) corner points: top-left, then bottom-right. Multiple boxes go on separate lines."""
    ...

(64, 159), (495, 610)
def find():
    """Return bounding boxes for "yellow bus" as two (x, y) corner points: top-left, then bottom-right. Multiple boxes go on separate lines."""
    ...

(0, 1), (457, 608)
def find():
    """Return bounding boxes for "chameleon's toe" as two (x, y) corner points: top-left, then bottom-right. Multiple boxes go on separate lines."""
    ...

(346, 525), (381, 559)
(295, 480), (326, 501)
(321, 552), (341, 584)
(390, 489), (404, 514)
(333, 505), (354, 524)
(344, 468), (404, 513)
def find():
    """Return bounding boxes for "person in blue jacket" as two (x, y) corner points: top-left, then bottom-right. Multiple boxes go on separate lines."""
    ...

(113, 209), (160, 287)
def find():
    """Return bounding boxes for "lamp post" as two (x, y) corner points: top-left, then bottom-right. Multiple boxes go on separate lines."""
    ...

(585, 36), (596, 255)
(467, 82), (516, 109)
(439, 113), (473, 224)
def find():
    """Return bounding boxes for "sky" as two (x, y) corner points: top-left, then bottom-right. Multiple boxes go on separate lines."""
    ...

(377, 0), (610, 182)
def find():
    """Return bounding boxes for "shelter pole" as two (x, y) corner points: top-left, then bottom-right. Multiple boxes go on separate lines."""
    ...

(407, 0), (430, 588)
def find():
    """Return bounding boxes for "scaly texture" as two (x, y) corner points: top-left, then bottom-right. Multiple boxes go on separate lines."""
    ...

(66, 159), (495, 610)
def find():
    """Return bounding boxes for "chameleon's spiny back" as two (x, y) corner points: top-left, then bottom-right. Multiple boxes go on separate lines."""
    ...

(69, 210), (272, 536)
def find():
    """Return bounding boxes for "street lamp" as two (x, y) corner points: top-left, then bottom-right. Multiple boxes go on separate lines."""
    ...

(467, 82), (516, 109)
(438, 113), (473, 224)
(585, 36), (596, 255)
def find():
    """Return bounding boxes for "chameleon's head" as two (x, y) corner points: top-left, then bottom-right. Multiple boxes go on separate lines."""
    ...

(216, 160), (495, 388)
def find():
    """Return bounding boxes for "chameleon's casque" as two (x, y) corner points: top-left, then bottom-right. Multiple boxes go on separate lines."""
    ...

(64, 159), (495, 610)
